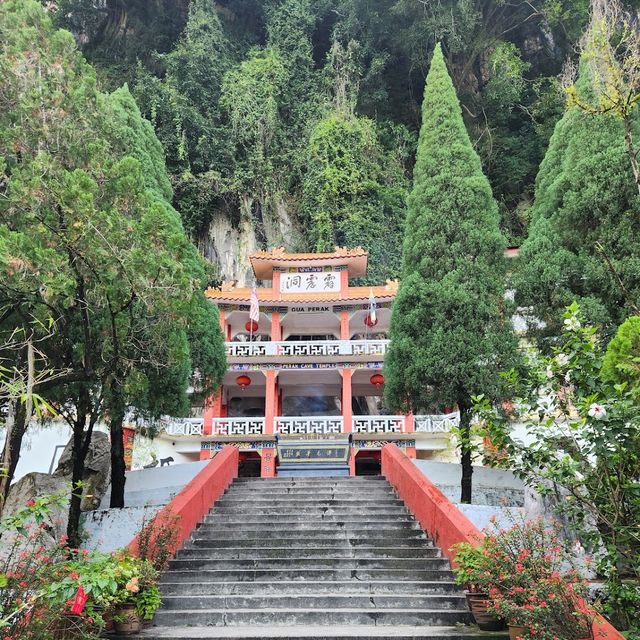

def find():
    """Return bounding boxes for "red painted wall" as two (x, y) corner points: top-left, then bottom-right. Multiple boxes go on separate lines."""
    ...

(381, 443), (625, 640)
(127, 445), (239, 557)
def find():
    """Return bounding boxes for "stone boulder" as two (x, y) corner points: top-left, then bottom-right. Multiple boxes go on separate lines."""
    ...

(54, 430), (111, 511)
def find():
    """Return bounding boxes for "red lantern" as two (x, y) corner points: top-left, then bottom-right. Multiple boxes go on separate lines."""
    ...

(236, 374), (251, 390)
(364, 315), (378, 327)
(370, 373), (385, 389)
(245, 320), (259, 333)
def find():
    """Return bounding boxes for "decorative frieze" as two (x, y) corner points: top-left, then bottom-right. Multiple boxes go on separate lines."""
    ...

(352, 415), (406, 434)
(211, 418), (266, 436)
(414, 412), (460, 433)
(275, 416), (344, 436)
(226, 339), (389, 359)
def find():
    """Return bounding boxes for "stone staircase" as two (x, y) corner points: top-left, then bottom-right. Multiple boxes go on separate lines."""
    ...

(138, 476), (506, 639)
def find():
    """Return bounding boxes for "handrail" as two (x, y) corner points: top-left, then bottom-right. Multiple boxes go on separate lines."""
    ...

(127, 446), (238, 559)
(381, 443), (625, 639)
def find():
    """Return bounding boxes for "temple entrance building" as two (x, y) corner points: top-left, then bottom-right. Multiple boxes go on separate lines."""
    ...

(160, 248), (459, 476)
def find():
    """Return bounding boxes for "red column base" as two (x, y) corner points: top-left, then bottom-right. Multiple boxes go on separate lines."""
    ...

(261, 448), (276, 477)
(349, 449), (356, 477)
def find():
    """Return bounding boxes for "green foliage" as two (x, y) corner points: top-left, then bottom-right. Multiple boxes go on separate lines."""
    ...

(384, 44), (517, 415)
(302, 111), (406, 283)
(602, 316), (640, 402)
(515, 68), (640, 339)
(474, 304), (640, 632)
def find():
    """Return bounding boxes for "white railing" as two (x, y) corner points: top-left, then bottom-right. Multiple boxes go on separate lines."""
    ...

(211, 417), (266, 436)
(414, 412), (460, 433)
(275, 416), (344, 436)
(161, 412), (459, 437)
(352, 415), (406, 434)
(226, 340), (389, 359)
(163, 418), (204, 436)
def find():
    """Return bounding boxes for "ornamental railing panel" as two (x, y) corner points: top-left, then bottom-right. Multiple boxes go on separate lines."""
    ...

(225, 340), (389, 359)
(414, 412), (460, 433)
(211, 417), (266, 437)
(352, 415), (406, 434)
(163, 418), (204, 436)
(275, 416), (344, 436)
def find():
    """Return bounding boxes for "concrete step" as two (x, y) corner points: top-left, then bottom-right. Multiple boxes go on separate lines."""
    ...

(168, 558), (451, 571)
(195, 522), (420, 532)
(221, 490), (397, 499)
(122, 625), (507, 640)
(209, 500), (408, 513)
(152, 608), (473, 627)
(215, 498), (406, 507)
(186, 537), (433, 549)
(159, 594), (467, 611)
(231, 478), (388, 484)
(176, 547), (441, 560)
(203, 513), (412, 523)
(161, 569), (454, 582)
(159, 581), (461, 597)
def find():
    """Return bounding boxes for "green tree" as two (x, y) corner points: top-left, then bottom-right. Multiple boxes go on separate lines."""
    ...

(602, 316), (640, 402)
(0, 0), (225, 540)
(384, 44), (517, 503)
(515, 67), (640, 340)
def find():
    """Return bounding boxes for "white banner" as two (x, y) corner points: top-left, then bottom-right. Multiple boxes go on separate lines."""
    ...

(280, 270), (341, 293)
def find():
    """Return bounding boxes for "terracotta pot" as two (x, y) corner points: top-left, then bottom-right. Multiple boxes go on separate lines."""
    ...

(509, 625), (527, 640)
(465, 592), (507, 631)
(113, 604), (141, 635)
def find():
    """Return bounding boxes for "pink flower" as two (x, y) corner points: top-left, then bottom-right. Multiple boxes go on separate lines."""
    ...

(25, 499), (36, 508)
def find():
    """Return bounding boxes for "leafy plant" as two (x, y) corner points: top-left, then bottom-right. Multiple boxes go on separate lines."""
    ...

(136, 508), (182, 572)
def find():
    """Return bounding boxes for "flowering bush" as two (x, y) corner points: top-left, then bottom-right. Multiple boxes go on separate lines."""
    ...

(136, 508), (181, 572)
(453, 517), (594, 640)
(111, 552), (162, 620)
(474, 303), (640, 632)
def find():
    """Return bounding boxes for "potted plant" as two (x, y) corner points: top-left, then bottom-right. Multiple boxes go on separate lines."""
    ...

(451, 541), (506, 631)
(111, 552), (162, 634)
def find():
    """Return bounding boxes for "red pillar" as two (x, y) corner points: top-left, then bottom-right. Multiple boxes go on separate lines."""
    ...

(349, 447), (357, 477)
(218, 308), (226, 333)
(340, 310), (350, 340)
(271, 311), (281, 341)
(405, 413), (415, 433)
(340, 269), (349, 294)
(341, 368), (353, 433)
(264, 370), (277, 435)
(203, 390), (223, 436)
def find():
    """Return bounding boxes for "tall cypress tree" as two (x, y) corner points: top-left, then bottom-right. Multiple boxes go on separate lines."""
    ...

(384, 44), (516, 503)
(515, 69), (640, 339)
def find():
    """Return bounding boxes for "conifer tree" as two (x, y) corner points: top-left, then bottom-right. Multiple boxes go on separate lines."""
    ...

(384, 44), (516, 503)
(515, 68), (640, 339)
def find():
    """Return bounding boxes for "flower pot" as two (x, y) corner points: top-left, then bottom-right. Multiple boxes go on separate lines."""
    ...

(509, 625), (527, 640)
(465, 592), (506, 631)
(113, 604), (141, 635)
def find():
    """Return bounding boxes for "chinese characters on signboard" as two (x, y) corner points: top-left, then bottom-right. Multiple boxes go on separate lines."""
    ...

(280, 270), (341, 294)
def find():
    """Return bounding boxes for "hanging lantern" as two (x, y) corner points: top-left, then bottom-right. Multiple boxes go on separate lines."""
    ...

(236, 374), (251, 390)
(245, 320), (259, 333)
(364, 315), (378, 328)
(370, 373), (385, 389)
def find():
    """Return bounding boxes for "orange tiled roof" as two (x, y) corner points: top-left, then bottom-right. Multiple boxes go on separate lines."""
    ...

(250, 247), (369, 279)
(205, 281), (398, 305)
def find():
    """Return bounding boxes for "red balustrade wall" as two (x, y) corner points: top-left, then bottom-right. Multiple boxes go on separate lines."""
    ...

(127, 446), (239, 558)
(381, 443), (624, 640)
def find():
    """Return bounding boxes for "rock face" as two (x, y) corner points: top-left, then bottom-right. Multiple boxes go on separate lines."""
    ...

(2, 431), (112, 549)
(54, 431), (111, 511)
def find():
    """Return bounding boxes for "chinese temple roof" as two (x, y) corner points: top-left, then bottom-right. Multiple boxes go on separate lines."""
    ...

(205, 281), (399, 305)
(250, 247), (369, 279)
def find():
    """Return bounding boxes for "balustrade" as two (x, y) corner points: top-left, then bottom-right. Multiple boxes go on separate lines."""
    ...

(275, 416), (344, 436)
(352, 415), (406, 434)
(225, 339), (389, 359)
(414, 412), (460, 433)
(163, 418), (204, 436)
(211, 417), (266, 436)
(160, 412), (458, 438)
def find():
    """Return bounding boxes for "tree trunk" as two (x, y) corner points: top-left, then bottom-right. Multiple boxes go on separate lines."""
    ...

(109, 379), (127, 508)
(66, 387), (94, 549)
(459, 404), (473, 504)
(0, 400), (27, 514)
